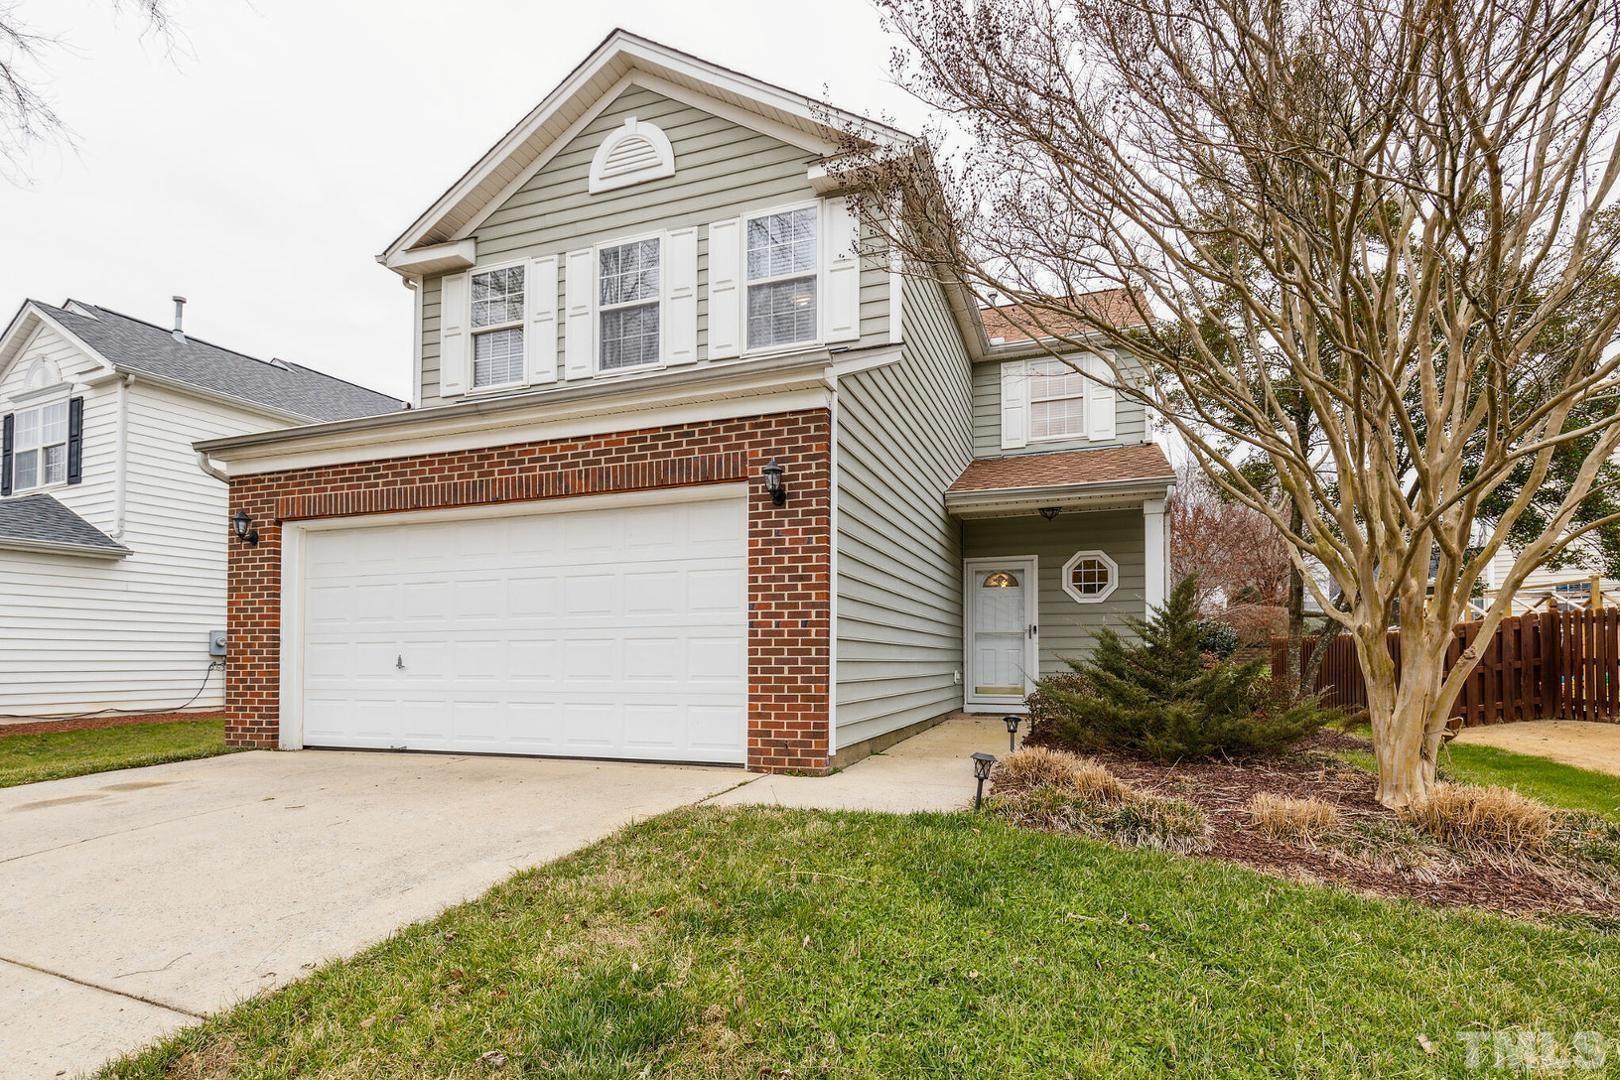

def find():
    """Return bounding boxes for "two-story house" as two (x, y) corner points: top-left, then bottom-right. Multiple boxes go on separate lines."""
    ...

(0, 299), (401, 719)
(195, 30), (1175, 773)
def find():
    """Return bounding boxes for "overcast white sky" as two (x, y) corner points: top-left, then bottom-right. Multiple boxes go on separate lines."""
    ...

(0, 0), (923, 399)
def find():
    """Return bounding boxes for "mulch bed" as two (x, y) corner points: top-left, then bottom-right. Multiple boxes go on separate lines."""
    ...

(0, 710), (222, 739)
(1078, 730), (1619, 922)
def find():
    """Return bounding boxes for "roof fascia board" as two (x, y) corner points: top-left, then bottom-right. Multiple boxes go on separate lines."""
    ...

(945, 476), (1174, 514)
(0, 536), (129, 559)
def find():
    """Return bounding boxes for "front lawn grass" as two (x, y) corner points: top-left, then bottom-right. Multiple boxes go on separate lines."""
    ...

(0, 718), (230, 788)
(105, 806), (1620, 1078)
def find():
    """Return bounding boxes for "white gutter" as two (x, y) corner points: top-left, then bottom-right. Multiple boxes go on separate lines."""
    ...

(0, 536), (128, 559)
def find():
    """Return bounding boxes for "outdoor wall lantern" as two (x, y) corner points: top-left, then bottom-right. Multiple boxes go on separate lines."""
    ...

(971, 751), (997, 810)
(1039, 506), (1062, 521)
(1004, 714), (1022, 752)
(762, 458), (787, 507)
(232, 509), (259, 547)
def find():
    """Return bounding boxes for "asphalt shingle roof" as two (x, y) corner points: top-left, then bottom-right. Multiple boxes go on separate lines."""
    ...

(947, 444), (1175, 494)
(0, 493), (128, 554)
(34, 301), (403, 423)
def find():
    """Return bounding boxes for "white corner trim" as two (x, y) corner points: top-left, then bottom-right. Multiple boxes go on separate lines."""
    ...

(588, 116), (676, 193)
(1143, 496), (1168, 614)
(1061, 549), (1120, 604)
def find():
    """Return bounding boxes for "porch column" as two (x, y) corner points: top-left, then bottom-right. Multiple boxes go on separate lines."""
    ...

(1143, 497), (1168, 614)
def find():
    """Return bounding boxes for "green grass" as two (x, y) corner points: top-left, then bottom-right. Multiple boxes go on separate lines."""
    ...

(104, 806), (1620, 1079)
(1336, 726), (1620, 821)
(0, 718), (231, 788)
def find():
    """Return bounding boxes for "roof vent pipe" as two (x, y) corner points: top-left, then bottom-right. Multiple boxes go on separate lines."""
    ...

(171, 296), (187, 342)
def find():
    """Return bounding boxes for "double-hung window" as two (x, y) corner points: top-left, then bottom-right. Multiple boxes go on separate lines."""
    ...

(470, 265), (525, 389)
(13, 400), (68, 491)
(598, 237), (661, 371)
(1028, 358), (1087, 440)
(745, 206), (818, 350)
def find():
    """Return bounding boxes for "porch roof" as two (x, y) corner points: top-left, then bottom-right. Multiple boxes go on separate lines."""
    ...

(945, 444), (1175, 518)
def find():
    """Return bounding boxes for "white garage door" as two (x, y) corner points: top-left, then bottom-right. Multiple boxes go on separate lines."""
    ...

(295, 490), (748, 764)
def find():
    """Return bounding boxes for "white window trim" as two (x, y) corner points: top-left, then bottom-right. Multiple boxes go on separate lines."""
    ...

(468, 259), (528, 393)
(1062, 549), (1119, 604)
(741, 198), (822, 358)
(592, 231), (666, 376)
(1028, 358), (1088, 443)
(10, 392), (71, 495)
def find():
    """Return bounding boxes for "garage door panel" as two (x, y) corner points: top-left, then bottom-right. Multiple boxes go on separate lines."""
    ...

(298, 493), (749, 763)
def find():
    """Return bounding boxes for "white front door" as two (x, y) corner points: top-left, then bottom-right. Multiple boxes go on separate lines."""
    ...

(288, 488), (749, 764)
(965, 556), (1038, 711)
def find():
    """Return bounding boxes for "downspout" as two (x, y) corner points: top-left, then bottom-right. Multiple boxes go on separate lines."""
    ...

(195, 449), (229, 484)
(108, 373), (131, 540)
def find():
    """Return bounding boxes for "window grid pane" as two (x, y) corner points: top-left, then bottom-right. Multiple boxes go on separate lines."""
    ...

(15, 408), (39, 450)
(747, 207), (817, 281)
(598, 239), (660, 307)
(1070, 558), (1111, 596)
(600, 303), (660, 371)
(42, 444), (66, 485)
(747, 277), (817, 349)
(471, 266), (525, 329)
(1028, 360), (1086, 438)
(472, 327), (525, 387)
(13, 449), (38, 490)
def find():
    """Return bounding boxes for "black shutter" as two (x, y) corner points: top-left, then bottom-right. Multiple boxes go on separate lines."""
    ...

(66, 396), (84, 485)
(1, 413), (12, 497)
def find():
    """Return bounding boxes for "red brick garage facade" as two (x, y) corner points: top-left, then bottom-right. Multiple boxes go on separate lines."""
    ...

(224, 407), (831, 773)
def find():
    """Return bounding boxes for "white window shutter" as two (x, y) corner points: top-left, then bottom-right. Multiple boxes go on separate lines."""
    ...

(1000, 360), (1028, 449)
(707, 218), (741, 358)
(821, 196), (861, 343)
(1085, 354), (1116, 441)
(564, 248), (595, 379)
(664, 227), (698, 364)
(525, 255), (559, 385)
(438, 271), (470, 397)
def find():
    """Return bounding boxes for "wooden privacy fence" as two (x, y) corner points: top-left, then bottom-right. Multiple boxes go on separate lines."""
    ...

(1273, 609), (1619, 726)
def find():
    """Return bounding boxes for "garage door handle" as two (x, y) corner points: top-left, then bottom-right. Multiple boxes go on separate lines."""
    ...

(396, 655), (405, 670)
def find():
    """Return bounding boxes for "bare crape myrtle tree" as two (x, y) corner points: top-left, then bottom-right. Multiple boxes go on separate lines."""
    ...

(827, 0), (1620, 807)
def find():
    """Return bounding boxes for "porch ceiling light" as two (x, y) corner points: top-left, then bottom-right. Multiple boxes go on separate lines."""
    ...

(1039, 506), (1062, 521)
(232, 509), (259, 547)
(762, 458), (787, 507)
(971, 751), (997, 810)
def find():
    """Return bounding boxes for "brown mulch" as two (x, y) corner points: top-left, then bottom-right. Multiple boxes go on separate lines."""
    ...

(0, 710), (222, 738)
(1072, 730), (1619, 922)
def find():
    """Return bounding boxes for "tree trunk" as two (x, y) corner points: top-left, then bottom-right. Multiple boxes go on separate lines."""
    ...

(1358, 626), (1449, 809)
(1284, 502), (1305, 699)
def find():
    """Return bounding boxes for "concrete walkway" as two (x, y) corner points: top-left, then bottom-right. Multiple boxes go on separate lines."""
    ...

(0, 750), (744, 1079)
(1453, 719), (1620, 777)
(712, 713), (1008, 812)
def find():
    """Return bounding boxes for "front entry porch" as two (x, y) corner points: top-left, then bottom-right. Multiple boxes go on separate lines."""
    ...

(945, 445), (1176, 713)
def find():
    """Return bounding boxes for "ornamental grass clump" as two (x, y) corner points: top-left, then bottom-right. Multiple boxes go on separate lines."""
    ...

(1247, 793), (1341, 843)
(1398, 784), (1554, 853)
(1031, 576), (1334, 762)
(985, 749), (1211, 854)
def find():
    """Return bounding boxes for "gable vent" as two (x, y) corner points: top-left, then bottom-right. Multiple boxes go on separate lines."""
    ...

(588, 116), (676, 193)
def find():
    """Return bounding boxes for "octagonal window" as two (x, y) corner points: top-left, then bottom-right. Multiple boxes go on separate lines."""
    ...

(1062, 550), (1119, 604)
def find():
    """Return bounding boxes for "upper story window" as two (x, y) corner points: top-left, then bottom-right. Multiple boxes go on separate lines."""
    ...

(746, 206), (818, 350)
(471, 265), (525, 389)
(13, 399), (69, 491)
(1028, 359), (1087, 440)
(598, 237), (661, 372)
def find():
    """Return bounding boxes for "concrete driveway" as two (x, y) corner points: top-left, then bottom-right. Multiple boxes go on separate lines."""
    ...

(0, 750), (745, 1078)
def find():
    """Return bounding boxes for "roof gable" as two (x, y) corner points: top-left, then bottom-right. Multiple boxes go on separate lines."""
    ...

(381, 29), (911, 266)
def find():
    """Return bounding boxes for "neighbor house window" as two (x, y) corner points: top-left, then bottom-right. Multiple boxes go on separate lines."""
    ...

(470, 265), (525, 388)
(12, 400), (68, 491)
(746, 206), (817, 349)
(598, 237), (661, 371)
(1062, 550), (1119, 603)
(1029, 359), (1087, 440)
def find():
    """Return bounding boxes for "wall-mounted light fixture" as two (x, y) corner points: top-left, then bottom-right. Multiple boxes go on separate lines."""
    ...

(762, 458), (787, 507)
(232, 509), (259, 547)
(1039, 506), (1062, 521)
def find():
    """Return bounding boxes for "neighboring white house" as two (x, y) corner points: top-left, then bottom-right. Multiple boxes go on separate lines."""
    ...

(0, 299), (401, 719)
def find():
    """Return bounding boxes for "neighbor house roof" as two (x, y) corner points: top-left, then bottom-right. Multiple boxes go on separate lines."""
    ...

(948, 444), (1175, 494)
(978, 290), (1150, 344)
(0, 493), (129, 557)
(25, 301), (403, 423)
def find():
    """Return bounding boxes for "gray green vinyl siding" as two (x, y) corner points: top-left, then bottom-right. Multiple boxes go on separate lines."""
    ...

(420, 85), (890, 406)
(834, 275), (974, 748)
(962, 509), (1146, 672)
(971, 356), (1148, 457)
